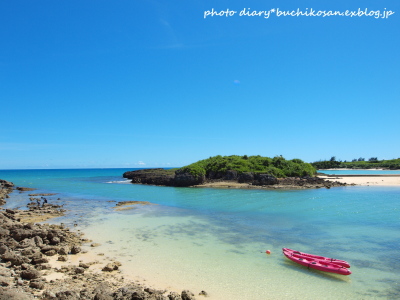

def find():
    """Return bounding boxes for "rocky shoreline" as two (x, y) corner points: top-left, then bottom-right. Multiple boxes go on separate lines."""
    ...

(0, 180), (199, 300)
(0, 180), (14, 206)
(123, 169), (348, 189)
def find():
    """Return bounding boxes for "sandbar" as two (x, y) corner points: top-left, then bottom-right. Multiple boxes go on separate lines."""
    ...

(319, 175), (400, 186)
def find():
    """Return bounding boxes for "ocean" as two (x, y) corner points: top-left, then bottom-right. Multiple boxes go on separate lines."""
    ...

(1, 168), (399, 299)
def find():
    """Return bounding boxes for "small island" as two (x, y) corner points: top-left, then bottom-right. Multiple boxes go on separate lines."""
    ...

(311, 156), (400, 170)
(123, 155), (346, 189)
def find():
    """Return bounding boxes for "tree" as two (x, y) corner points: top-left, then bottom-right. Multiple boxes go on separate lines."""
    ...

(330, 156), (336, 162)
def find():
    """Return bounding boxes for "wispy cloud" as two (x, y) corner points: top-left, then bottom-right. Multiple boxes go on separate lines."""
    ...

(159, 19), (182, 47)
(155, 19), (214, 50)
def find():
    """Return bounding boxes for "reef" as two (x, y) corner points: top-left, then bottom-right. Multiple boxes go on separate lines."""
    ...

(0, 180), (200, 299)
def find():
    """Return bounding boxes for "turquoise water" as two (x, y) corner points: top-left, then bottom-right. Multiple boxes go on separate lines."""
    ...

(318, 169), (400, 175)
(1, 169), (400, 299)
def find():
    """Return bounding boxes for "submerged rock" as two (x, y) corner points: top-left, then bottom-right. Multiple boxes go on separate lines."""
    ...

(198, 290), (208, 297)
(181, 290), (196, 300)
(168, 292), (182, 300)
(102, 262), (119, 272)
(70, 245), (81, 254)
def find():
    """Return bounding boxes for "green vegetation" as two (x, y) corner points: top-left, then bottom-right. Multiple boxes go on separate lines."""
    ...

(312, 157), (400, 170)
(341, 158), (400, 169)
(137, 168), (177, 175)
(311, 156), (340, 169)
(175, 165), (206, 178)
(177, 155), (316, 178)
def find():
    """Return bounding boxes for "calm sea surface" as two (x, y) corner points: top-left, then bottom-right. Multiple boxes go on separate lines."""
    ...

(1, 169), (399, 299)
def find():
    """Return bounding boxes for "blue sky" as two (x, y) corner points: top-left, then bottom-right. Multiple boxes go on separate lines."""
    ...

(1, 0), (399, 169)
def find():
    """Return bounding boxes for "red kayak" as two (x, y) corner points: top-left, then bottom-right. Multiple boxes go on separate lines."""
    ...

(283, 248), (351, 275)
(282, 248), (350, 268)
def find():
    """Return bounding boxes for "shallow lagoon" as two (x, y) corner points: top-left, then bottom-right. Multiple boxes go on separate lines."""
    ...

(1, 169), (399, 299)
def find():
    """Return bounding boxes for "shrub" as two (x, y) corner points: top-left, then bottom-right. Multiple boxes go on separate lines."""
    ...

(176, 165), (206, 179)
(176, 155), (316, 178)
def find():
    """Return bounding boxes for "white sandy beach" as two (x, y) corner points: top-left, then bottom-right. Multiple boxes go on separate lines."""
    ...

(319, 168), (385, 171)
(319, 175), (400, 186)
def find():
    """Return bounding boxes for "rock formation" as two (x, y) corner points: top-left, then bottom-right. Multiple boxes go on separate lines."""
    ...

(123, 169), (347, 189)
(0, 180), (14, 205)
(123, 169), (175, 186)
(0, 180), (200, 299)
(123, 169), (203, 187)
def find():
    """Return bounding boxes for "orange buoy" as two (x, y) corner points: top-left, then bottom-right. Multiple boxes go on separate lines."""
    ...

(266, 250), (271, 255)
